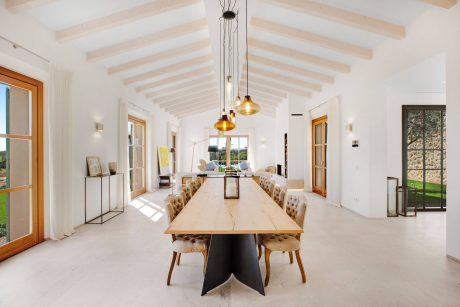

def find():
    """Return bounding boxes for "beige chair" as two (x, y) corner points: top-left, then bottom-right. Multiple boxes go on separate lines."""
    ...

(259, 195), (307, 286)
(190, 179), (199, 195)
(198, 159), (207, 172)
(267, 180), (276, 198)
(259, 176), (267, 187)
(165, 195), (210, 285)
(180, 187), (192, 205)
(272, 185), (287, 209)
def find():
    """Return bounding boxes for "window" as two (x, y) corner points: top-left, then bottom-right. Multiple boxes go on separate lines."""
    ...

(209, 136), (248, 167)
(403, 105), (446, 211)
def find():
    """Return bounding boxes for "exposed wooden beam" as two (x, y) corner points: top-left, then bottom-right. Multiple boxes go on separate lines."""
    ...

(240, 82), (287, 98)
(159, 88), (218, 108)
(145, 75), (215, 99)
(165, 97), (218, 111)
(56, 0), (201, 42)
(251, 17), (373, 59)
(87, 18), (207, 61)
(249, 54), (334, 84)
(243, 65), (322, 92)
(239, 85), (286, 101)
(249, 38), (350, 73)
(153, 83), (216, 104)
(135, 66), (214, 92)
(5, 0), (56, 11)
(108, 40), (210, 75)
(239, 89), (283, 106)
(241, 75), (312, 98)
(420, 0), (457, 8)
(124, 54), (212, 85)
(262, 0), (405, 39)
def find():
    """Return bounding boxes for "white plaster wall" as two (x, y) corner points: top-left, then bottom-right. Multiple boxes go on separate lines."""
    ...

(0, 5), (178, 233)
(275, 100), (288, 170)
(179, 109), (276, 173)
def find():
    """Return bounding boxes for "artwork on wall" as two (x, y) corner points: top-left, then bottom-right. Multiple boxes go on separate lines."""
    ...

(86, 156), (102, 177)
(158, 145), (170, 175)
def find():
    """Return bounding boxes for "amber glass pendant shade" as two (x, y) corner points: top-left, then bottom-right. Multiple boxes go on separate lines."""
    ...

(235, 95), (260, 115)
(214, 114), (235, 131)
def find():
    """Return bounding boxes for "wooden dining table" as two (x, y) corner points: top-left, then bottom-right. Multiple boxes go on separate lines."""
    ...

(165, 177), (303, 295)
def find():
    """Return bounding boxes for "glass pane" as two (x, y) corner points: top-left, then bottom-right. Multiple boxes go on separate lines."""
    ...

(425, 170), (442, 208)
(407, 170), (423, 189)
(128, 122), (134, 145)
(325, 122), (328, 144)
(218, 137), (226, 149)
(425, 150), (441, 170)
(407, 150), (423, 170)
(315, 146), (322, 167)
(128, 146), (133, 169)
(425, 110), (441, 150)
(134, 169), (144, 190)
(240, 137), (248, 149)
(407, 110), (423, 150)
(0, 189), (31, 246)
(0, 138), (32, 190)
(315, 124), (322, 144)
(239, 149), (247, 161)
(230, 137), (238, 150)
(443, 149), (447, 170)
(324, 145), (327, 167)
(135, 147), (143, 168)
(442, 110), (446, 149)
(0, 82), (31, 136)
(209, 137), (218, 146)
(129, 170), (133, 192)
(315, 167), (322, 187)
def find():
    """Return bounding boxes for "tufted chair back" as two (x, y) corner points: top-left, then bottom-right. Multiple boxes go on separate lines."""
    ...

(272, 185), (287, 209)
(259, 176), (266, 187)
(285, 195), (307, 228)
(166, 195), (185, 224)
(267, 180), (276, 197)
(190, 180), (199, 195)
(180, 187), (192, 205)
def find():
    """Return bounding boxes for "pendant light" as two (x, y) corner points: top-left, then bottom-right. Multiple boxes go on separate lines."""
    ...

(214, 6), (236, 132)
(235, 0), (259, 116)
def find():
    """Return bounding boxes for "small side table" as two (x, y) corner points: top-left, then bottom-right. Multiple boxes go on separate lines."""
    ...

(85, 173), (125, 224)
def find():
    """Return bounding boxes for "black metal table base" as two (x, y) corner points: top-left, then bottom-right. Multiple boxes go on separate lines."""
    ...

(202, 234), (265, 296)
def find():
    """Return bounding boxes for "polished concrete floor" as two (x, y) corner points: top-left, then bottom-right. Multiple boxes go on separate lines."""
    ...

(1, 190), (460, 307)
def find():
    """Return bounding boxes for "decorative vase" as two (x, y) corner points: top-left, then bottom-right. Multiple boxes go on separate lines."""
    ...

(108, 162), (117, 175)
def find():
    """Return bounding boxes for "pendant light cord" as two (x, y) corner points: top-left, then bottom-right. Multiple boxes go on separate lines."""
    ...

(246, 0), (248, 96)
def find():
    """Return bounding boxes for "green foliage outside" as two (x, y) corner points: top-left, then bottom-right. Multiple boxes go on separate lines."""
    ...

(408, 179), (446, 207)
(0, 193), (6, 225)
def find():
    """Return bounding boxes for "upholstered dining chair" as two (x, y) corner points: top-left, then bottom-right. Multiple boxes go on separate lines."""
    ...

(259, 195), (307, 286)
(272, 185), (287, 209)
(259, 176), (267, 187)
(165, 195), (210, 285)
(267, 180), (276, 198)
(180, 186), (192, 205)
(190, 179), (199, 195)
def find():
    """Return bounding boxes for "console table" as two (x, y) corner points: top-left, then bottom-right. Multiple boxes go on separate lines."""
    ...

(84, 173), (125, 224)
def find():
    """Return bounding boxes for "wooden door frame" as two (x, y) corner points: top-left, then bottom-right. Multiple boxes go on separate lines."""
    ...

(128, 115), (146, 199)
(0, 67), (44, 262)
(312, 115), (327, 197)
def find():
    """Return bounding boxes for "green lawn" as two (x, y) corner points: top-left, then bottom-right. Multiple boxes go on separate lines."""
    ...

(408, 180), (446, 207)
(0, 193), (6, 225)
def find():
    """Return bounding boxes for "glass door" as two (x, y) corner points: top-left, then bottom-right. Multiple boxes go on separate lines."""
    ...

(403, 105), (446, 211)
(312, 116), (327, 197)
(128, 116), (146, 199)
(0, 67), (43, 261)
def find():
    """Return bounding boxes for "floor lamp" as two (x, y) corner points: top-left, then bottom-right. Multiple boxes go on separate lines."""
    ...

(190, 139), (208, 172)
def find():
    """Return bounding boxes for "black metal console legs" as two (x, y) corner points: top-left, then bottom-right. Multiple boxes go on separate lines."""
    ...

(202, 234), (265, 296)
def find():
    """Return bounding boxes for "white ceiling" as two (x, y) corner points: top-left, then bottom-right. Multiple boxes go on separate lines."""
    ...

(4, 0), (449, 118)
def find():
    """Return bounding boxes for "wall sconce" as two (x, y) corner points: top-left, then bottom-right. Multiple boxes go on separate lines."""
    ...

(345, 123), (353, 134)
(260, 138), (266, 146)
(95, 123), (104, 133)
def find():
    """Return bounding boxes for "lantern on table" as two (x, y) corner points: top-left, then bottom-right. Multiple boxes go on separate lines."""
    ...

(224, 175), (240, 199)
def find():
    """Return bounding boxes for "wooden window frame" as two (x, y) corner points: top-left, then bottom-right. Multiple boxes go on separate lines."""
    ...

(0, 66), (44, 262)
(312, 115), (327, 197)
(128, 115), (147, 199)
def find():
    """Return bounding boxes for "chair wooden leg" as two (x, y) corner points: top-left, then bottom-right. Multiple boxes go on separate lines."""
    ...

(264, 248), (272, 287)
(258, 244), (262, 260)
(295, 250), (307, 283)
(289, 251), (293, 264)
(202, 250), (208, 275)
(177, 253), (181, 266)
(167, 252), (177, 286)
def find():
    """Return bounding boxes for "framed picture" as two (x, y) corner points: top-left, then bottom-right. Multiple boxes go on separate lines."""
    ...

(157, 145), (170, 175)
(86, 156), (102, 177)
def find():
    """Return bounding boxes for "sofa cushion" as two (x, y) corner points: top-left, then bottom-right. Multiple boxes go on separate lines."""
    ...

(239, 161), (249, 170)
(206, 161), (216, 171)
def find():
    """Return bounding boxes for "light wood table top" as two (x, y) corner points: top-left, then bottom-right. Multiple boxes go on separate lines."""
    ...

(165, 177), (303, 235)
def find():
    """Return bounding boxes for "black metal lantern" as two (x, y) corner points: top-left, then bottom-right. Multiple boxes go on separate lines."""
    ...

(224, 175), (240, 199)
(397, 186), (417, 217)
(387, 177), (399, 217)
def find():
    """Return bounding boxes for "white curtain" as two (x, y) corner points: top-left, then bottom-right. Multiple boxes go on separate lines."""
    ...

(48, 66), (74, 240)
(118, 101), (130, 205)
